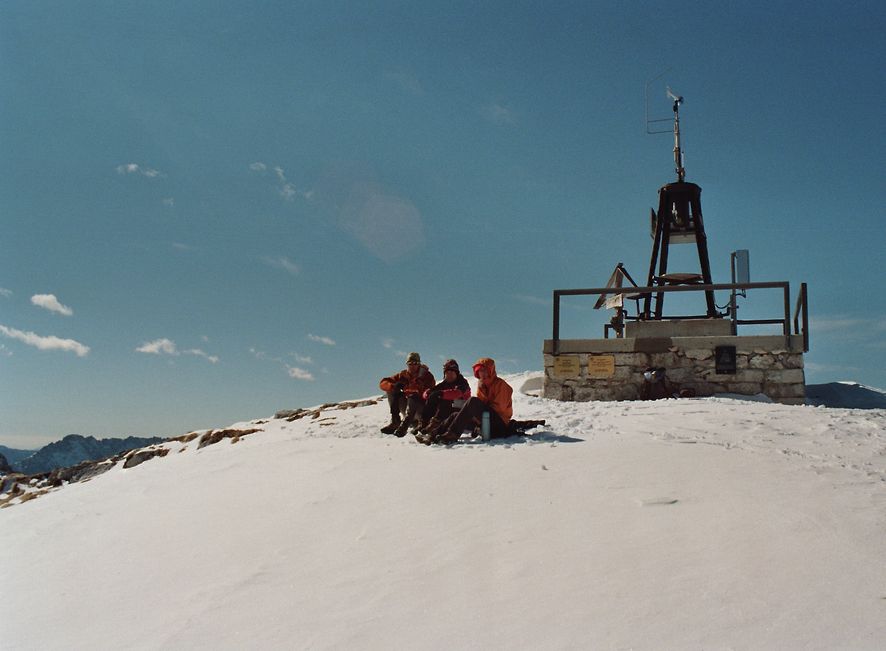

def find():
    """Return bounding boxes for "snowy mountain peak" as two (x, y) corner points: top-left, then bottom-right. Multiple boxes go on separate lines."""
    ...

(1, 373), (885, 648)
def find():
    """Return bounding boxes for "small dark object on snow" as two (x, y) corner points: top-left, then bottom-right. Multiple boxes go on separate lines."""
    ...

(641, 367), (671, 400)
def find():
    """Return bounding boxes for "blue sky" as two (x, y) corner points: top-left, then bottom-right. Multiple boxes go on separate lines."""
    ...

(2, 1), (884, 448)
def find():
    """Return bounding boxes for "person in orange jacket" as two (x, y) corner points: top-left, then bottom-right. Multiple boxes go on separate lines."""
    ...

(378, 352), (435, 437)
(422, 357), (513, 444)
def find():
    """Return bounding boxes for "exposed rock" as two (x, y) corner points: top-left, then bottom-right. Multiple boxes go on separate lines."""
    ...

(170, 432), (201, 443)
(123, 448), (170, 469)
(275, 408), (309, 420)
(276, 398), (382, 421)
(336, 399), (379, 410)
(197, 428), (261, 449)
(45, 459), (117, 486)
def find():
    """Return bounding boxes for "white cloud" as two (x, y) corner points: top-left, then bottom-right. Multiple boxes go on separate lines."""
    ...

(483, 103), (517, 126)
(251, 163), (311, 202)
(274, 167), (302, 201)
(811, 317), (865, 333)
(307, 333), (336, 346)
(116, 163), (164, 178)
(382, 338), (395, 349)
(172, 242), (194, 251)
(0, 287), (11, 298)
(184, 348), (219, 364)
(0, 343), (11, 356)
(804, 361), (860, 376)
(31, 294), (73, 316)
(262, 256), (300, 275)
(290, 353), (313, 365)
(279, 183), (297, 200)
(0, 324), (90, 357)
(136, 338), (218, 363)
(136, 338), (178, 355)
(287, 366), (315, 381)
(514, 293), (550, 306)
(162, 198), (175, 207)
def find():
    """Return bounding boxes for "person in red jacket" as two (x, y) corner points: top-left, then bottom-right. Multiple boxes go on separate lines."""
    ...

(417, 359), (471, 435)
(378, 352), (435, 437)
(423, 357), (513, 444)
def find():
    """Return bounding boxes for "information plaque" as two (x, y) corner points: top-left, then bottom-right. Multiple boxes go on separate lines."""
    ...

(552, 355), (581, 377)
(587, 355), (616, 378)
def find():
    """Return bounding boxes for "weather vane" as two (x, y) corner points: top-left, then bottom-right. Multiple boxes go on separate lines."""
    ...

(645, 71), (688, 182)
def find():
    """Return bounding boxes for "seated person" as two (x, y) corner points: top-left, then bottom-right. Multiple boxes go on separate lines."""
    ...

(378, 352), (435, 437)
(417, 359), (471, 434)
(421, 357), (512, 444)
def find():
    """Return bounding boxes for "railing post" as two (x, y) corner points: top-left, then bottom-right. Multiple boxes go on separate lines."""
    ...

(783, 284), (791, 351)
(801, 283), (809, 352)
(552, 291), (561, 355)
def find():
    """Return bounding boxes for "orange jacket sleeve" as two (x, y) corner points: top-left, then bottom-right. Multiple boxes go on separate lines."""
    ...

(478, 378), (513, 423)
(379, 370), (406, 393)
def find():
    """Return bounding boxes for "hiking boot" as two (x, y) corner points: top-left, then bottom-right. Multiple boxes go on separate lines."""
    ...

(415, 431), (434, 446)
(423, 417), (442, 435)
(394, 422), (410, 438)
(436, 430), (461, 444)
(380, 418), (401, 434)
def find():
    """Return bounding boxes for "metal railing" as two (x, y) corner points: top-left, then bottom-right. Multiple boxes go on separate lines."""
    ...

(793, 282), (809, 353)
(551, 281), (809, 354)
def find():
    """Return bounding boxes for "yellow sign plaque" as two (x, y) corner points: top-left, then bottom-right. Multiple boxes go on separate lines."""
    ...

(552, 355), (581, 377)
(587, 355), (615, 378)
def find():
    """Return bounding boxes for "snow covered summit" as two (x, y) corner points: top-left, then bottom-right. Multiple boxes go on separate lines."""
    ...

(1, 372), (884, 649)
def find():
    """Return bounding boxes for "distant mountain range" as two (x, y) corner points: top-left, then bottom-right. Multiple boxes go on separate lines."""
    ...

(3, 435), (166, 476)
(804, 382), (886, 409)
(0, 445), (37, 467)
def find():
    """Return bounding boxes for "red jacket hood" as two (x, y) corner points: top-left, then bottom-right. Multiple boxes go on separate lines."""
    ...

(472, 357), (497, 380)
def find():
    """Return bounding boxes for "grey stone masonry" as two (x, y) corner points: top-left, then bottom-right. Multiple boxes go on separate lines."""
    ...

(543, 335), (806, 405)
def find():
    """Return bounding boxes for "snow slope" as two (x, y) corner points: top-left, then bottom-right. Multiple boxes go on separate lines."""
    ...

(2, 373), (885, 650)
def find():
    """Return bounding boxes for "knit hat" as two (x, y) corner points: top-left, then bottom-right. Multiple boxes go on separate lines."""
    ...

(405, 352), (421, 365)
(443, 359), (460, 373)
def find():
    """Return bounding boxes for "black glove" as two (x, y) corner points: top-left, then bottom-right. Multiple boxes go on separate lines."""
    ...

(393, 381), (406, 392)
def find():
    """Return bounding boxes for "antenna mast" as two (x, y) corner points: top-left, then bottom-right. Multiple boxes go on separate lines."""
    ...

(667, 87), (685, 182)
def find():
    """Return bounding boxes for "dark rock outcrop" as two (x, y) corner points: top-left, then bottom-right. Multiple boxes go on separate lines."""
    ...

(274, 397), (381, 421)
(123, 447), (170, 469)
(197, 428), (261, 449)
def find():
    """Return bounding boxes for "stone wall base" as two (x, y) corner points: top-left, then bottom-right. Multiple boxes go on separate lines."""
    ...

(543, 335), (805, 405)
